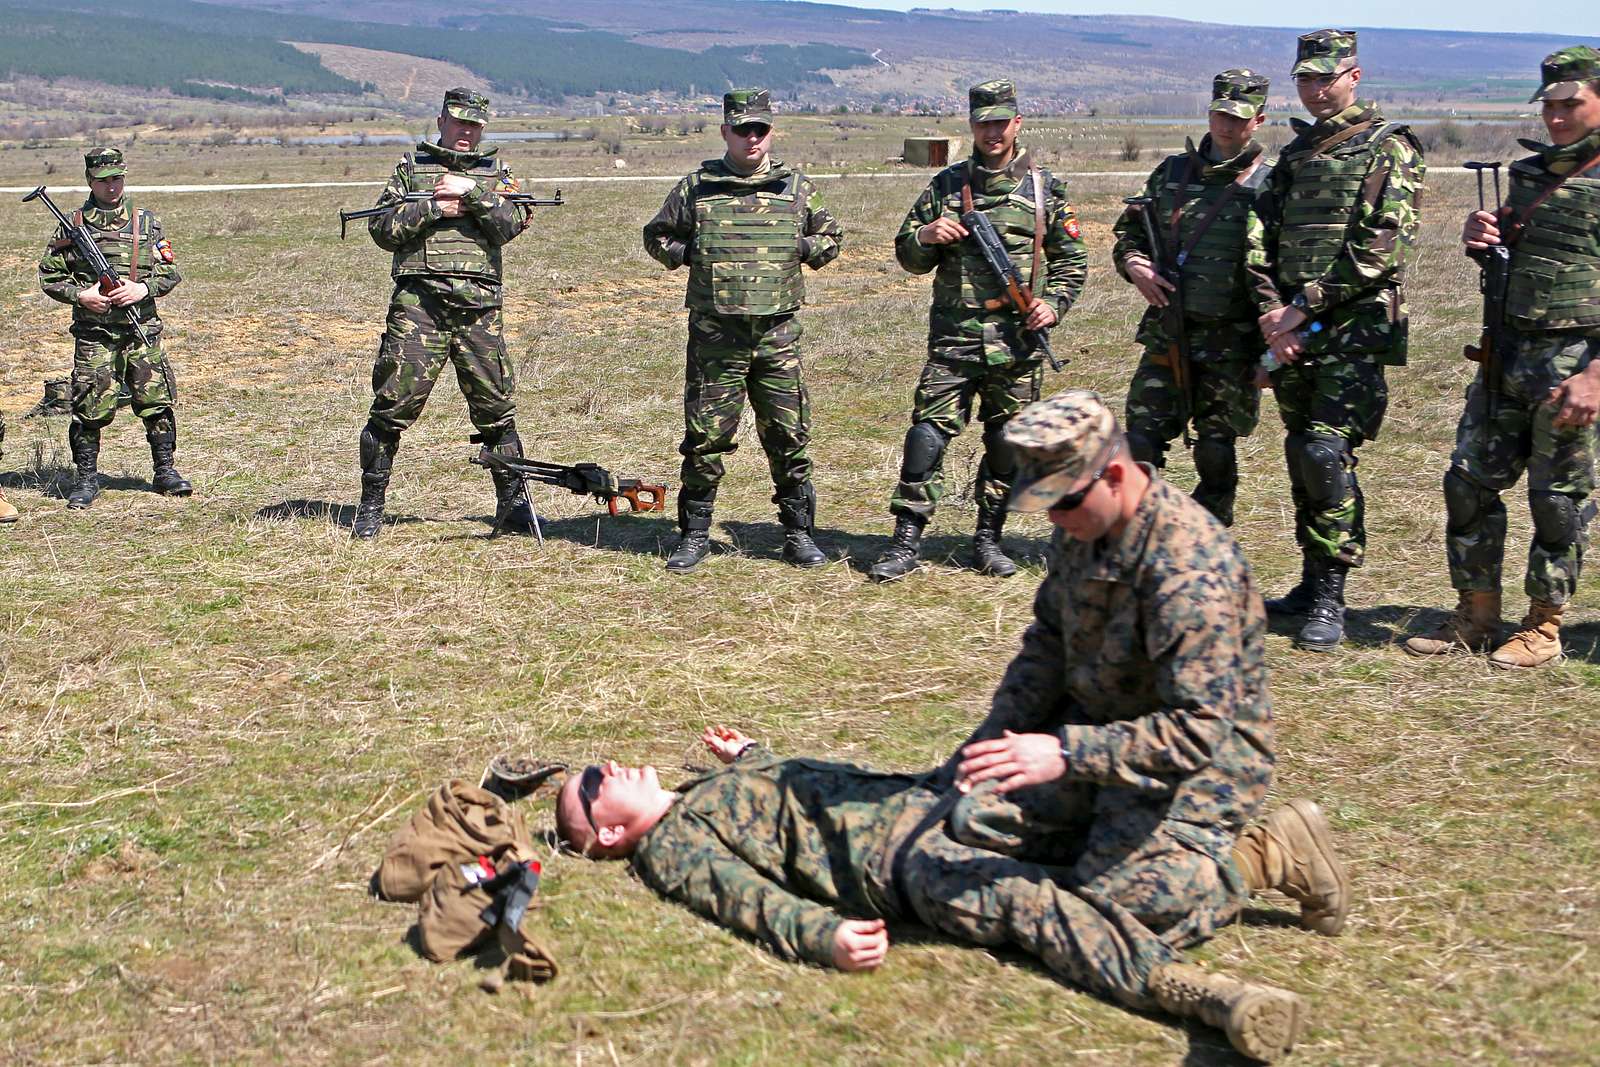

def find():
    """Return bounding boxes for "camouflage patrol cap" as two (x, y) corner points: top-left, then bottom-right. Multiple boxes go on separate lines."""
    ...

(443, 87), (490, 125)
(1292, 30), (1358, 77)
(84, 146), (125, 179)
(1210, 69), (1269, 118)
(1004, 389), (1120, 513)
(969, 80), (1019, 122)
(1529, 46), (1600, 103)
(724, 88), (774, 128)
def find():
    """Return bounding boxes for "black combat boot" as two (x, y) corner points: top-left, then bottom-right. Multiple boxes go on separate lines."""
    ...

(66, 421), (101, 510)
(1295, 557), (1348, 652)
(868, 512), (926, 583)
(666, 493), (715, 573)
(777, 484), (826, 568)
(351, 422), (398, 540)
(1265, 555), (1317, 616)
(971, 501), (1016, 577)
(144, 413), (192, 497)
(484, 427), (539, 536)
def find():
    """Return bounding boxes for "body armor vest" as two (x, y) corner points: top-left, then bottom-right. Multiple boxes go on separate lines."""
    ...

(58, 201), (158, 325)
(1277, 123), (1405, 285)
(932, 169), (1048, 312)
(687, 171), (805, 315)
(1505, 160), (1600, 331)
(390, 151), (507, 282)
(1157, 155), (1268, 322)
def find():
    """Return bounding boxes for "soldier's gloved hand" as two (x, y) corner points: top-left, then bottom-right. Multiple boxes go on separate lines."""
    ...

(76, 285), (111, 313)
(955, 730), (1066, 794)
(831, 918), (888, 972)
(916, 217), (968, 246)
(106, 281), (148, 308)
(1548, 365), (1600, 429)
(1024, 297), (1058, 331)
(1125, 255), (1175, 309)
(1463, 209), (1501, 250)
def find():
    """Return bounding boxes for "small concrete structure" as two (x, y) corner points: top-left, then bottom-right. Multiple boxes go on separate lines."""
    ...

(903, 136), (963, 167)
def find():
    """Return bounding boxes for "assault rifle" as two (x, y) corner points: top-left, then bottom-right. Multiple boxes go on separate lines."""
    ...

(1462, 161), (1513, 420)
(958, 209), (1063, 372)
(470, 448), (668, 516)
(339, 188), (564, 238)
(23, 185), (152, 346)
(1123, 194), (1193, 447)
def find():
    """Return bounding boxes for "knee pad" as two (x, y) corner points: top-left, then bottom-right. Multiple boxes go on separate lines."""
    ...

(360, 421), (400, 471)
(1192, 436), (1236, 486)
(1442, 469), (1492, 532)
(1297, 433), (1350, 510)
(1529, 492), (1580, 549)
(900, 422), (948, 482)
(1126, 429), (1163, 467)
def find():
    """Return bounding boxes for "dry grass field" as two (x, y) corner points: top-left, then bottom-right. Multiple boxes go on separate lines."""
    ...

(1, 116), (1595, 1066)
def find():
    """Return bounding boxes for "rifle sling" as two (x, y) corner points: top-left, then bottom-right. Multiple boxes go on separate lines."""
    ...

(960, 155), (1044, 300)
(127, 200), (139, 284)
(1174, 158), (1261, 266)
(1504, 144), (1600, 245)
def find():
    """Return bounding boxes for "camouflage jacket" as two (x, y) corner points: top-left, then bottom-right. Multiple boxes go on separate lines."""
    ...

(1245, 101), (1426, 365)
(965, 473), (1273, 852)
(895, 148), (1088, 365)
(642, 155), (843, 314)
(367, 140), (530, 309)
(38, 196), (181, 331)
(1111, 137), (1273, 357)
(631, 747), (936, 967)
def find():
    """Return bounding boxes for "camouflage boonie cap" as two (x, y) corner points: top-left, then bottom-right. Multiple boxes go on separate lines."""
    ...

(443, 87), (490, 125)
(1529, 46), (1600, 103)
(84, 146), (125, 179)
(969, 80), (1019, 122)
(1210, 69), (1269, 118)
(1292, 30), (1357, 77)
(1004, 389), (1120, 513)
(724, 88), (774, 127)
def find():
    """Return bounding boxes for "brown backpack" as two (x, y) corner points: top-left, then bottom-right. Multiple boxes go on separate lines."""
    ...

(374, 780), (535, 903)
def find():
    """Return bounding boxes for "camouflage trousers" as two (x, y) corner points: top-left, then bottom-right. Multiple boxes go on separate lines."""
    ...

(70, 323), (176, 428)
(889, 354), (1043, 519)
(368, 286), (516, 437)
(889, 779), (1242, 1011)
(1270, 356), (1389, 564)
(1124, 349), (1261, 526)
(679, 311), (811, 498)
(1444, 333), (1599, 604)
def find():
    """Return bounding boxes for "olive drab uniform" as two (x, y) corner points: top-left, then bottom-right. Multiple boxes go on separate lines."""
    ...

(870, 80), (1088, 582)
(643, 88), (843, 571)
(355, 88), (536, 540)
(1245, 31), (1426, 650)
(37, 147), (190, 509)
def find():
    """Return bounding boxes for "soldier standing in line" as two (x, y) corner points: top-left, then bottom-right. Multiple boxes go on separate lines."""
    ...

(1405, 47), (1600, 668)
(1246, 30), (1426, 651)
(868, 80), (1087, 583)
(643, 89), (843, 573)
(0, 413), (16, 523)
(1112, 70), (1273, 527)
(356, 88), (537, 540)
(38, 147), (190, 510)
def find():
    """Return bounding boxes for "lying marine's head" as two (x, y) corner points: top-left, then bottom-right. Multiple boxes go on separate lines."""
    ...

(438, 87), (489, 154)
(1530, 46), (1600, 147)
(555, 760), (677, 859)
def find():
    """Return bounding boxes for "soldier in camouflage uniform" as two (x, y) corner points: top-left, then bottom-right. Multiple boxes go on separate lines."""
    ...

(869, 80), (1088, 582)
(356, 88), (537, 540)
(38, 147), (191, 510)
(1405, 48), (1600, 668)
(1112, 70), (1274, 527)
(643, 89), (843, 572)
(1246, 30), (1426, 651)
(0, 412), (15, 523)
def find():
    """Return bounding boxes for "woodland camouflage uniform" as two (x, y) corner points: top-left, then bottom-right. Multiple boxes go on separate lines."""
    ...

(871, 80), (1088, 581)
(1112, 70), (1273, 527)
(356, 88), (536, 539)
(1245, 30), (1426, 649)
(1407, 48), (1600, 667)
(38, 147), (190, 509)
(643, 88), (843, 570)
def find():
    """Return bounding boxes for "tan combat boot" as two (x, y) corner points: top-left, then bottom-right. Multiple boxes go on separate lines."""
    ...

(0, 487), (17, 524)
(1488, 598), (1564, 668)
(1233, 799), (1350, 936)
(1148, 962), (1306, 1062)
(1403, 590), (1502, 656)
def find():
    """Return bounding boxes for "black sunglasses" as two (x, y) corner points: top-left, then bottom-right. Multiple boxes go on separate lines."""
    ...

(731, 122), (771, 138)
(1048, 441), (1119, 512)
(577, 765), (603, 833)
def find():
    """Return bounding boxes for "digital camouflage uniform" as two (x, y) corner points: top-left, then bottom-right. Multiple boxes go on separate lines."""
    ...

(356, 89), (536, 537)
(643, 89), (843, 564)
(38, 147), (189, 507)
(1113, 69), (1274, 526)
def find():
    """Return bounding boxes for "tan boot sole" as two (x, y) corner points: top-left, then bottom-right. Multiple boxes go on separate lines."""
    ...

(1227, 987), (1306, 1062)
(1282, 799), (1351, 936)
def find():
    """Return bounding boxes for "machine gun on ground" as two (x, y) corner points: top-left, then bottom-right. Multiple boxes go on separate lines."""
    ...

(338, 189), (564, 238)
(23, 185), (152, 346)
(470, 448), (668, 517)
(958, 209), (1064, 372)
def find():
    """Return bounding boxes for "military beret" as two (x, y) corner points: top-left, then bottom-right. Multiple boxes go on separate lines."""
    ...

(1529, 46), (1600, 103)
(1210, 69), (1269, 118)
(1004, 390), (1120, 513)
(84, 146), (126, 179)
(969, 80), (1019, 122)
(1292, 29), (1357, 77)
(724, 88), (774, 127)
(443, 87), (490, 125)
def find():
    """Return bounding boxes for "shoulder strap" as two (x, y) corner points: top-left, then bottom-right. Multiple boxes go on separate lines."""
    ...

(1311, 118), (1378, 157)
(127, 202), (140, 283)
(1166, 155), (1194, 251)
(1505, 144), (1600, 245)
(1029, 159), (1043, 290)
(1175, 157), (1263, 265)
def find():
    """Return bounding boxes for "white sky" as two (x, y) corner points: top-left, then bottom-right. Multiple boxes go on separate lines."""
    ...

(815, 0), (1595, 37)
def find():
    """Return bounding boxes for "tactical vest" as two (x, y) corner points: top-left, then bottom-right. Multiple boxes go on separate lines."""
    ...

(932, 168), (1048, 312)
(687, 171), (805, 316)
(390, 151), (508, 282)
(64, 202), (157, 282)
(1157, 155), (1268, 321)
(1277, 123), (1407, 285)
(1504, 160), (1600, 331)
